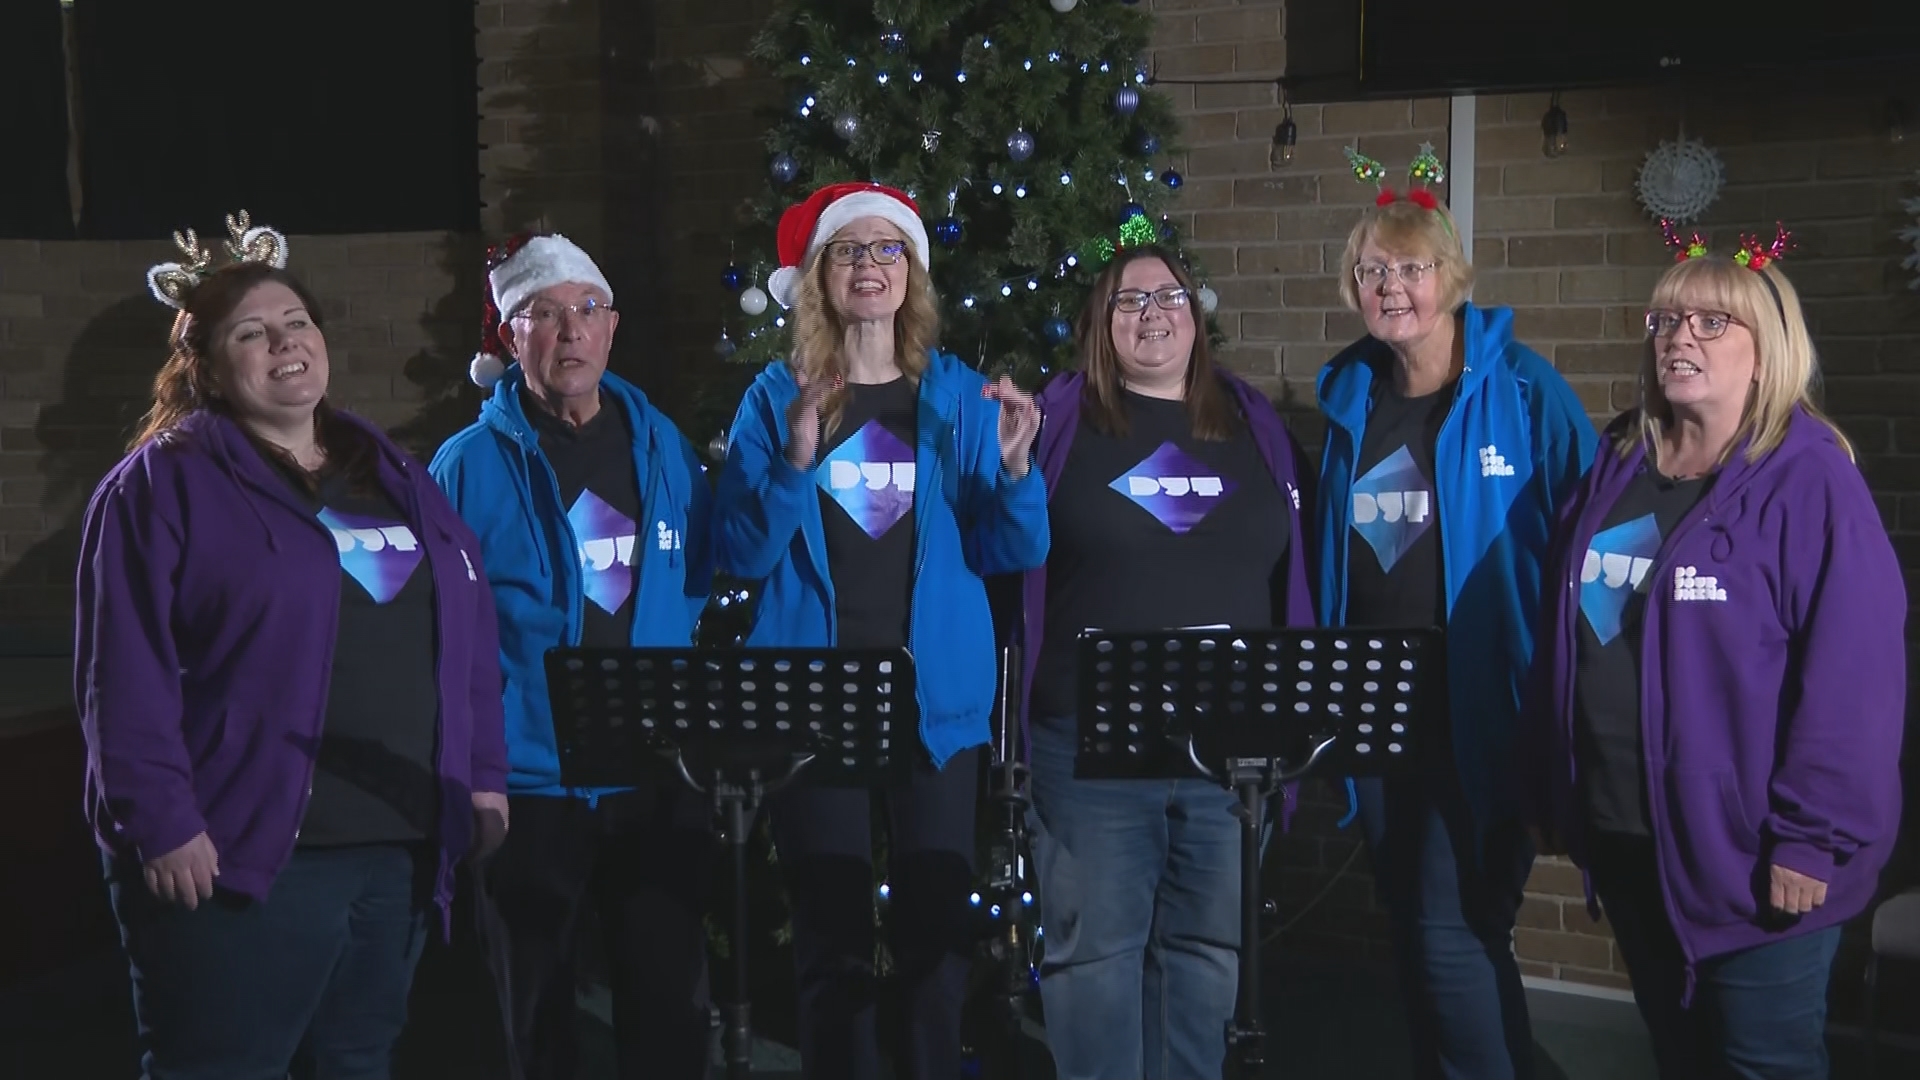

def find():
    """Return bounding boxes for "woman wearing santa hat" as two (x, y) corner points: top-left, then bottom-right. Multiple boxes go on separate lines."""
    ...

(713, 181), (1049, 1079)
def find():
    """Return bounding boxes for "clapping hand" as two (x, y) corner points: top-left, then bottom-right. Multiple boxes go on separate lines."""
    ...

(983, 376), (1039, 479)
(785, 371), (839, 469)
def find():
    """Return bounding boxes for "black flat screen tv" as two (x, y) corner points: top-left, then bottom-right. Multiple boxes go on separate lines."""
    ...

(1356, 0), (1920, 96)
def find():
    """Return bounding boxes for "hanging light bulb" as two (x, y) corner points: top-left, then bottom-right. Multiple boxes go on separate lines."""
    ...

(1541, 92), (1569, 159)
(1269, 98), (1297, 170)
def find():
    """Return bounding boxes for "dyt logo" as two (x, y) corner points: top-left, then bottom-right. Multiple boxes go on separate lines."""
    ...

(1110, 441), (1236, 535)
(1349, 445), (1433, 573)
(818, 421), (915, 539)
(319, 509), (422, 604)
(568, 490), (636, 614)
(1580, 513), (1659, 645)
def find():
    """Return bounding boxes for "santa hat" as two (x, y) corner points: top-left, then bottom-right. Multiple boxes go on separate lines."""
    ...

(469, 233), (616, 388)
(765, 182), (930, 309)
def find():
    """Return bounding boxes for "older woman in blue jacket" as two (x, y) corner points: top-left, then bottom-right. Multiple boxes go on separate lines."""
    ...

(713, 181), (1048, 1080)
(1522, 245), (1904, 1079)
(1314, 157), (1597, 1080)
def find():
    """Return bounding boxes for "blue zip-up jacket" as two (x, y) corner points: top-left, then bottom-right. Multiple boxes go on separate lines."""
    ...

(714, 351), (1050, 768)
(1316, 303), (1597, 831)
(428, 366), (714, 798)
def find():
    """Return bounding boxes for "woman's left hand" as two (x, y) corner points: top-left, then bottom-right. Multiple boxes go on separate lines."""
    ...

(471, 790), (510, 860)
(1768, 863), (1828, 915)
(984, 376), (1039, 479)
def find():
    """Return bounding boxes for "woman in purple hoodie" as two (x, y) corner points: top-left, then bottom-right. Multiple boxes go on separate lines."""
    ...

(75, 216), (510, 1079)
(1522, 240), (1906, 1079)
(1016, 244), (1315, 1079)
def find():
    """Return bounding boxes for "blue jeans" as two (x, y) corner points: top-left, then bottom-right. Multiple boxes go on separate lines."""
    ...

(109, 843), (431, 1080)
(1355, 773), (1537, 1080)
(1029, 721), (1241, 1080)
(1587, 832), (1843, 1080)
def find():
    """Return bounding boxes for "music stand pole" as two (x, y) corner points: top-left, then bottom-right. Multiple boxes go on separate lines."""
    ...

(544, 645), (920, 1080)
(1073, 628), (1438, 1080)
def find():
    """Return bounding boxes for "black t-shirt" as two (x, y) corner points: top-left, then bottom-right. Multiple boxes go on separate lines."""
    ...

(1344, 377), (1450, 631)
(296, 467), (441, 846)
(816, 377), (917, 650)
(1574, 465), (1713, 836)
(1033, 391), (1292, 723)
(530, 390), (644, 649)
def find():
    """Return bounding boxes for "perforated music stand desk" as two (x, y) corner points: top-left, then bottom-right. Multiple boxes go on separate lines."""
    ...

(1075, 627), (1442, 1080)
(547, 646), (917, 1079)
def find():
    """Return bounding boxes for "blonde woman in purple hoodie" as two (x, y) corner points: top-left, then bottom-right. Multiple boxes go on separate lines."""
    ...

(1522, 235), (1905, 1080)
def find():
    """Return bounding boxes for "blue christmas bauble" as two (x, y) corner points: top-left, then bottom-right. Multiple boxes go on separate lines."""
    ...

(721, 263), (745, 291)
(1158, 219), (1176, 241)
(770, 152), (798, 185)
(1162, 170), (1183, 189)
(1007, 129), (1036, 162)
(934, 216), (964, 246)
(1118, 201), (1145, 224)
(1135, 131), (1160, 156)
(1114, 86), (1140, 116)
(1044, 317), (1073, 345)
(880, 27), (906, 53)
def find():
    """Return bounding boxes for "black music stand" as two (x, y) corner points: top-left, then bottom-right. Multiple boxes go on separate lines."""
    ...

(964, 644), (1039, 1079)
(1075, 628), (1442, 1080)
(546, 646), (918, 1080)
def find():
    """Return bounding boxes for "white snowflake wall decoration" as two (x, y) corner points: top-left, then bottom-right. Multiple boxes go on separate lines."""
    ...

(1635, 137), (1725, 223)
(1899, 172), (1920, 290)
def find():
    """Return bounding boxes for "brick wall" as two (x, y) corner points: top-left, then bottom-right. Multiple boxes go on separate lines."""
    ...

(1153, 0), (1920, 1001)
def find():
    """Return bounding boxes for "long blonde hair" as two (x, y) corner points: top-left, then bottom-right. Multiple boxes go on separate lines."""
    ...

(1626, 256), (1852, 465)
(787, 233), (940, 437)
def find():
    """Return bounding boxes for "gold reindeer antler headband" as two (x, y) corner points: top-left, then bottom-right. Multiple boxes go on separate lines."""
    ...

(145, 210), (291, 309)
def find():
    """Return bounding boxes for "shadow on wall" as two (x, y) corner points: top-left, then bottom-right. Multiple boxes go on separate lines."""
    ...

(391, 232), (490, 461)
(1, 294), (170, 649)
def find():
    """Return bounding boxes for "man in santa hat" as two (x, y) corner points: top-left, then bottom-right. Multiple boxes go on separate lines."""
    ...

(429, 232), (716, 1080)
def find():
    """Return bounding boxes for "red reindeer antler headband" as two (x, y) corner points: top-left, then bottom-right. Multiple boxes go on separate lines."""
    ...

(1659, 218), (1795, 270)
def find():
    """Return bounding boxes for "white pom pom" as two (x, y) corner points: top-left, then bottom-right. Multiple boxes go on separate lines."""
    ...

(470, 352), (507, 388)
(766, 266), (799, 309)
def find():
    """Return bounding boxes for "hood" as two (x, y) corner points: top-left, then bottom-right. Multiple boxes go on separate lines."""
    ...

(1317, 302), (1515, 432)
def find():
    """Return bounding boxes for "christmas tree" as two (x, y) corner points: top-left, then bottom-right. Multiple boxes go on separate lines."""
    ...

(708, 0), (1214, 392)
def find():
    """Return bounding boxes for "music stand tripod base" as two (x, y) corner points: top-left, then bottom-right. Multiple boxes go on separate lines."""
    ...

(547, 645), (919, 1079)
(1074, 627), (1441, 1080)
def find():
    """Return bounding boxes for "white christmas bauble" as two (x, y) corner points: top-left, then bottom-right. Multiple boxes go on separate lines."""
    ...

(1050, 0), (1079, 11)
(1197, 286), (1218, 315)
(739, 286), (769, 316)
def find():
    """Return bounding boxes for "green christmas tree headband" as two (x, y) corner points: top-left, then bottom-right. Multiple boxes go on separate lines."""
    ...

(1345, 142), (1454, 237)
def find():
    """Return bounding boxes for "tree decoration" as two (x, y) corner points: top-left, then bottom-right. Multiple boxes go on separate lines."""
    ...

(1635, 136), (1724, 223)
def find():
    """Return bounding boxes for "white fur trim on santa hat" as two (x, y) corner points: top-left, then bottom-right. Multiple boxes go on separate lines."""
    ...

(489, 234), (614, 324)
(768, 192), (930, 309)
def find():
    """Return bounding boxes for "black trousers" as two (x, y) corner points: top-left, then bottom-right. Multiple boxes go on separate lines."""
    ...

(770, 746), (982, 1080)
(477, 783), (718, 1080)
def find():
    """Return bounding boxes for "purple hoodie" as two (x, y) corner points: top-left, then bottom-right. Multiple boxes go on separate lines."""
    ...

(1522, 407), (1906, 967)
(74, 409), (509, 919)
(1016, 371), (1317, 815)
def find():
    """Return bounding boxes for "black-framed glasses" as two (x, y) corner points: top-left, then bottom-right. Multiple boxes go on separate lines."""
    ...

(1110, 286), (1190, 313)
(824, 238), (908, 266)
(1353, 260), (1438, 288)
(1646, 309), (1738, 341)
(513, 298), (613, 328)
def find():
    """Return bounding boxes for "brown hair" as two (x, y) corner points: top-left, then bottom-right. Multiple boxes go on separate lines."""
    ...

(130, 262), (375, 491)
(1075, 245), (1238, 441)
(788, 233), (941, 438)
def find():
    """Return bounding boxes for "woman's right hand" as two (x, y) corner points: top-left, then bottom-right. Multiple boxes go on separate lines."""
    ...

(784, 371), (836, 469)
(143, 832), (220, 909)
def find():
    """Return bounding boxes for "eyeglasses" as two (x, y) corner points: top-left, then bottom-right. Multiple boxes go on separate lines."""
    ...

(824, 239), (909, 266)
(513, 298), (614, 328)
(1646, 309), (1738, 341)
(1353, 261), (1437, 288)
(1110, 286), (1190, 313)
